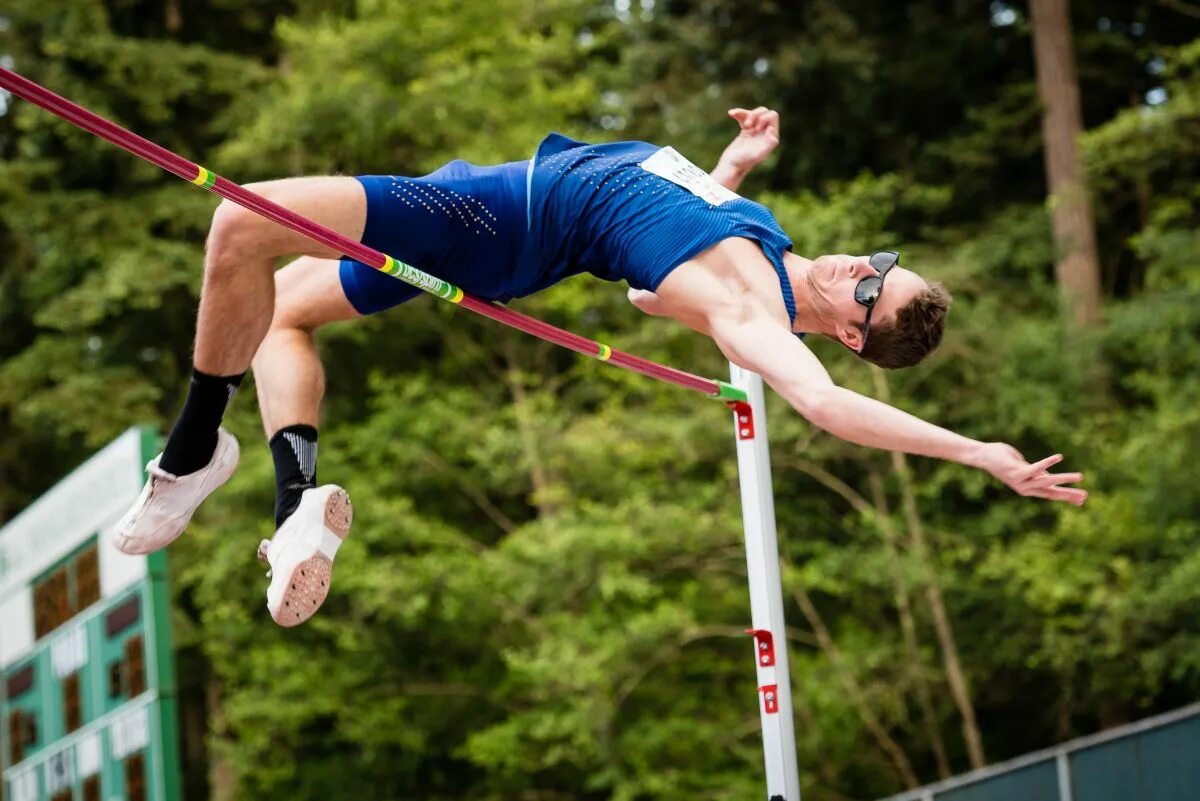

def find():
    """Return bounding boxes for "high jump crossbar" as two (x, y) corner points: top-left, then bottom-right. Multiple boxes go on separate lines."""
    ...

(0, 66), (746, 403)
(0, 66), (802, 800)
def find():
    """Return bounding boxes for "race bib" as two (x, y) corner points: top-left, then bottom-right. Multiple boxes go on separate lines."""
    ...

(640, 146), (741, 206)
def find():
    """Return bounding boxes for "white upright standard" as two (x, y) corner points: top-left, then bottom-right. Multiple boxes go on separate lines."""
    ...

(729, 364), (802, 801)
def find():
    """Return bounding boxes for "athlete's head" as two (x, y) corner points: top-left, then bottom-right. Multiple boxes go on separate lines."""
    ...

(804, 252), (951, 369)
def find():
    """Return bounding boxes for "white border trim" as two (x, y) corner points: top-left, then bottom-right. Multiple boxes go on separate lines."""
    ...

(2, 690), (157, 780)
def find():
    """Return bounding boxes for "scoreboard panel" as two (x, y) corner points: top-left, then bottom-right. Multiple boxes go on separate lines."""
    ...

(0, 428), (181, 801)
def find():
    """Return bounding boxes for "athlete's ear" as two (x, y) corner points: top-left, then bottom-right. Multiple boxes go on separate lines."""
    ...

(834, 322), (864, 353)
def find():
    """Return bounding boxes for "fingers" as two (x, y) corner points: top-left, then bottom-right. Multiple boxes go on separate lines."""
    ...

(1034, 483), (1088, 505)
(1021, 453), (1063, 480)
(761, 109), (780, 137)
(1027, 471), (1084, 489)
(1029, 486), (1089, 506)
(1059, 487), (1088, 505)
(984, 441), (1087, 506)
(1015, 461), (1088, 506)
(746, 106), (773, 135)
(729, 106), (780, 136)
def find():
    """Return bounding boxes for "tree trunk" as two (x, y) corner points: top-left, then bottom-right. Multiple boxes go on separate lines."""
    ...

(889, 454), (987, 769)
(503, 342), (560, 518)
(206, 678), (236, 801)
(784, 458), (942, 784)
(867, 470), (953, 779)
(1030, 0), (1103, 328)
(791, 582), (921, 789)
(165, 0), (182, 32)
(873, 369), (987, 769)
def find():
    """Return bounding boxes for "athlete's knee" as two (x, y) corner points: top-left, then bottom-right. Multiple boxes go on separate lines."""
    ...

(205, 199), (264, 274)
(271, 270), (319, 335)
(269, 256), (357, 334)
(205, 181), (290, 267)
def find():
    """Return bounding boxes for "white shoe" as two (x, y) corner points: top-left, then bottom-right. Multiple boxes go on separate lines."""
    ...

(112, 428), (240, 555)
(257, 485), (352, 627)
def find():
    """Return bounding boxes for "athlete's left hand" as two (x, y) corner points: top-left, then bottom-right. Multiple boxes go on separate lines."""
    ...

(973, 445), (1089, 506)
(720, 106), (781, 171)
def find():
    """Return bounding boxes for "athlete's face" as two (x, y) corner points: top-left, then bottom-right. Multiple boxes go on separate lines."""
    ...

(805, 254), (927, 351)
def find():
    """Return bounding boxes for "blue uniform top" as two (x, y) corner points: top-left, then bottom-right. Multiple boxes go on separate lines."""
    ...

(522, 133), (800, 326)
(340, 133), (801, 329)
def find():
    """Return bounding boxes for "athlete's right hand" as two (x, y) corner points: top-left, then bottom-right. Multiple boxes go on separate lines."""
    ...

(973, 443), (1088, 506)
(721, 106), (781, 171)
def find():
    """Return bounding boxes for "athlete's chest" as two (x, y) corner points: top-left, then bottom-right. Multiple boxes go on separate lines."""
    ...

(664, 238), (795, 333)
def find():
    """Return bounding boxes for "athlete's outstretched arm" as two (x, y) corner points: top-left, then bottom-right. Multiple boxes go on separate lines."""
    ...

(711, 106), (780, 192)
(707, 300), (1088, 505)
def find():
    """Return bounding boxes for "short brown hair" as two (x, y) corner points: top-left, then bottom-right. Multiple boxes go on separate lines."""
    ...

(858, 282), (952, 369)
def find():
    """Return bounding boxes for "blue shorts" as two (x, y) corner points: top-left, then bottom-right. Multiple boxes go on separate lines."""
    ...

(339, 159), (531, 314)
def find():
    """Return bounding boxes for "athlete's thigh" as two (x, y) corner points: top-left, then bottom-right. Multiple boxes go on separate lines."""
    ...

(272, 256), (365, 331)
(225, 176), (366, 261)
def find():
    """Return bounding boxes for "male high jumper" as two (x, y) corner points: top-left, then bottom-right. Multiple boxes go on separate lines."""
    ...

(113, 108), (1087, 626)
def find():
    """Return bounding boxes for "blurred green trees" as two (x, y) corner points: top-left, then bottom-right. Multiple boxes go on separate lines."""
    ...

(2, 1), (1199, 800)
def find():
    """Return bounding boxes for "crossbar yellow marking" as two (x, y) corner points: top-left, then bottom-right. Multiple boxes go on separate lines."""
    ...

(597, 344), (612, 361)
(191, 167), (212, 186)
(448, 286), (464, 303)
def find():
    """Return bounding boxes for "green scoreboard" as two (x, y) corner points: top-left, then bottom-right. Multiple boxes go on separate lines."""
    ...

(0, 428), (182, 801)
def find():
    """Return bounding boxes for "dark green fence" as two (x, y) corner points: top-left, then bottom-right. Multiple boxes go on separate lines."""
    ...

(880, 703), (1200, 801)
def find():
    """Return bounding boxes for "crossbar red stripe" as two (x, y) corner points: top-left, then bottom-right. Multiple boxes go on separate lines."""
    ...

(0, 66), (741, 400)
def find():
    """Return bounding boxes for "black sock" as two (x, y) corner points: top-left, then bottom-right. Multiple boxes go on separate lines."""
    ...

(270, 424), (318, 527)
(159, 368), (245, 476)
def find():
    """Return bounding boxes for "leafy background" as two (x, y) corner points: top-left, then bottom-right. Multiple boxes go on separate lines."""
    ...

(1, 1), (1198, 799)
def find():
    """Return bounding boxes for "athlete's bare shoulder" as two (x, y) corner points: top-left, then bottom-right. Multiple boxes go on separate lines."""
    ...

(647, 237), (790, 335)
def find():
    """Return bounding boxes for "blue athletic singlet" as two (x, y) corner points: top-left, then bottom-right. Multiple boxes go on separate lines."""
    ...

(339, 133), (798, 326)
(339, 158), (531, 313)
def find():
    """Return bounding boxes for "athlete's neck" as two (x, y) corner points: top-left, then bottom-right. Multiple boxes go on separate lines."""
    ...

(783, 252), (834, 337)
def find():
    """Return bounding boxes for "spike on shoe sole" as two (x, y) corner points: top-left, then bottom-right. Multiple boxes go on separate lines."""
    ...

(269, 488), (352, 628)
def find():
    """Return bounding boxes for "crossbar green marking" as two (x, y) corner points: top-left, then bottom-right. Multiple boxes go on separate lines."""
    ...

(716, 382), (749, 402)
(190, 167), (217, 189)
(384, 255), (464, 301)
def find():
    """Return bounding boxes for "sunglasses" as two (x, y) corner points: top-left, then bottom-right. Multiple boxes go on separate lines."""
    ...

(855, 250), (900, 350)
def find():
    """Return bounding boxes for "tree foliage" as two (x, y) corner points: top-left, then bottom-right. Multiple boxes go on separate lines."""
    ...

(2, 1), (1199, 799)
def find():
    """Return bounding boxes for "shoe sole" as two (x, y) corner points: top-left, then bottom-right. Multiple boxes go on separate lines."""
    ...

(271, 488), (353, 628)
